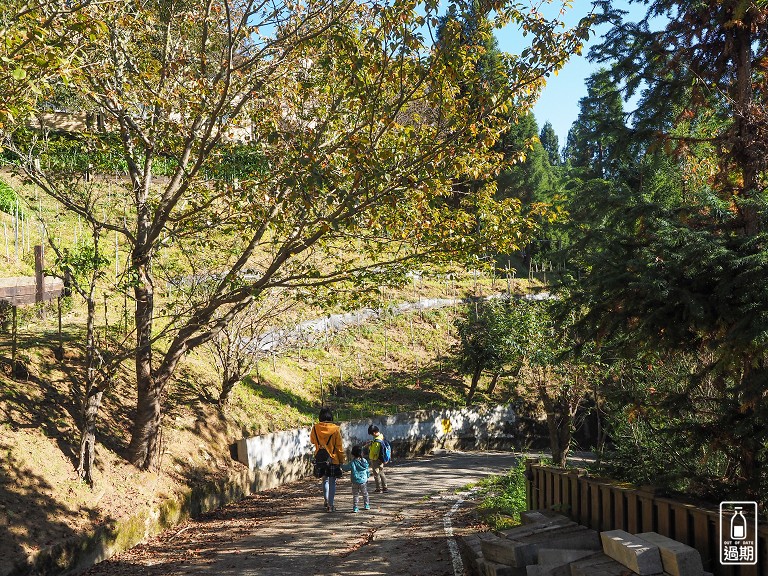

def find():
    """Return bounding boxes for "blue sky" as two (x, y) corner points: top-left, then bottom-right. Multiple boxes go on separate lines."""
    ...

(494, 0), (649, 147)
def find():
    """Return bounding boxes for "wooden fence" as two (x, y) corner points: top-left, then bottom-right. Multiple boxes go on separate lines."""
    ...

(526, 462), (767, 576)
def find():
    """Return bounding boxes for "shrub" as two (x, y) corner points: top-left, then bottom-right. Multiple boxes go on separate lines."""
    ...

(0, 178), (21, 216)
(475, 460), (528, 530)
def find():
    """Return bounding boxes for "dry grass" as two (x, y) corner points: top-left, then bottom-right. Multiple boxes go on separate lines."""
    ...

(0, 273), (537, 572)
(0, 170), (550, 571)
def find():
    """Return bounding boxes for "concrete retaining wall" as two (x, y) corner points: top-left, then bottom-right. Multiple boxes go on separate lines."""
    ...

(236, 404), (518, 470)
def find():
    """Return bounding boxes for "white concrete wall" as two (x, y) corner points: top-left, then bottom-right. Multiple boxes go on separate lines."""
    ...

(236, 404), (516, 470)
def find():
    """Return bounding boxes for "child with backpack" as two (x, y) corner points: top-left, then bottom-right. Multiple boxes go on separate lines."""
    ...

(367, 424), (390, 493)
(340, 445), (370, 512)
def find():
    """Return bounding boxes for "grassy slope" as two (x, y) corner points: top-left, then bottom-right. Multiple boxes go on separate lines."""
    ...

(0, 170), (548, 569)
(0, 277), (542, 570)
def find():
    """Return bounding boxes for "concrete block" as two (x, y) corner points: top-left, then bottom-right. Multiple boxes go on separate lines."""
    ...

(489, 525), (602, 568)
(537, 548), (597, 565)
(637, 532), (703, 576)
(521, 510), (571, 526)
(498, 522), (577, 540)
(570, 552), (662, 576)
(482, 534), (536, 567)
(460, 534), (483, 558)
(528, 526), (602, 551)
(483, 560), (526, 576)
(568, 553), (623, 576)
(526, 564), (571, 576)
(601, 530), (663, 575)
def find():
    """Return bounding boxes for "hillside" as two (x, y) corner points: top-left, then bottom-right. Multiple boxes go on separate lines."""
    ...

(0, 267), (540, 574)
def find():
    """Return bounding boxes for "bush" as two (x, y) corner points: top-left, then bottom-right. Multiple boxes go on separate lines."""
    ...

(0, 178), (21, 216)
(475, 459), (528, 530)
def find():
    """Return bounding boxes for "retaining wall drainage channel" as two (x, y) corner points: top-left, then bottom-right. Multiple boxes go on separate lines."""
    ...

(10, 405), (517, 576)
(244, 292), (552, 353)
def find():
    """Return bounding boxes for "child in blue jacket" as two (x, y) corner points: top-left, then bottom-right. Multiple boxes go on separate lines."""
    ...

(341, 445), (370, 512)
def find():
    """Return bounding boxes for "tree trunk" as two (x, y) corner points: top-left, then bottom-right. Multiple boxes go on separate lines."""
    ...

(486, 372), (500, 396)
(127, 250), (162, 470)
(733, 19), (759, 234)
(77, 388), (103, 485)
(556, 412), (572, 468)
(594, 382), (606, 455)
(466, 365), (482, 404)
(219, 375), (239, 406)
(546, 412), (564, 467)
(77, 294), (102, 484)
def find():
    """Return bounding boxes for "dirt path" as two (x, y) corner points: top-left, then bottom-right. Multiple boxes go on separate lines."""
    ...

(81, 450), (520, 576)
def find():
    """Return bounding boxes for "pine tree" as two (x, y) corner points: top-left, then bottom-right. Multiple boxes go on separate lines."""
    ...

(496, 112), (553, 204)
(563, 0), (768, 503)
(539, 121), (560, 166)
(563, 69), (629, 180)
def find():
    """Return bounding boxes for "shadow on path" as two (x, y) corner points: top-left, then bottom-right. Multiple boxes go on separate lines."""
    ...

(81, 451), (521, 576)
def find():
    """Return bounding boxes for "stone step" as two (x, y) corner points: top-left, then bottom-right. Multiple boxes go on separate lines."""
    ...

(537, 548), (598, 565)
(526, 552), (601, 576)
(637, 532), (703, 576)
(569, 552), (663, 576)
(526, 526), (602, 552)
(521, 510), (572, 526)
(483, 526), (602, 568)
(600, 530), (663, 575)
(497, 521), (578, 540)
(482, 533), (534, 567)
(480, 558), (526, 576)
(526, 563), (571, 576)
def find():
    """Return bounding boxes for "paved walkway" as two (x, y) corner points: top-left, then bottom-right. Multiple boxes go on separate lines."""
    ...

(82, 451), (521, 576)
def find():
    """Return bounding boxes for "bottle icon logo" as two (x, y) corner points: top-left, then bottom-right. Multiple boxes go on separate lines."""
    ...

(730, 507), (747, 540)
(720, 501), (757, 565)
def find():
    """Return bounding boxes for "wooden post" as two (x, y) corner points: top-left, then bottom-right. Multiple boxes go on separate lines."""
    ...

(104, 292), (109, 342)
(657, 499), (671, 536)
(614, 486), (627, 531)
(13, 202), (19, 259)
(626, 490), (640, 534)
(57, 296), (63, 360)
(35, 245), (45, 319)
(11, 306), (17, 379)
(589, 480), (602, 531)
(691, 509), (712, 570)
(580, 475), (591, 527)
(638, 486), (656, 533)
(553, 470), (562, 506)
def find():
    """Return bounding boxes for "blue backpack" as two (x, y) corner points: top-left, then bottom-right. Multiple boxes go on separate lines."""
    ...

(375, 436), (392, 463)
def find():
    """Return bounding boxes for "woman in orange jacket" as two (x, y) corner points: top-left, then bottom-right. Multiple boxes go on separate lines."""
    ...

(310, 407), (346, 512)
